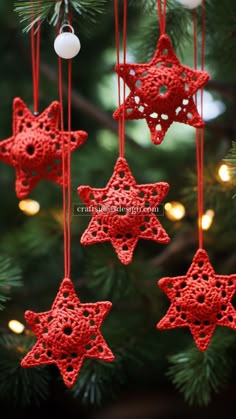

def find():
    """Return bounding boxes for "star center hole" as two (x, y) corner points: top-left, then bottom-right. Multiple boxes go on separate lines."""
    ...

(197, 295), (205, 304)
(118, 207), (127, 216)
(26, 144), (35, 155)
(159, 84), (168, 96)
(63, 326), (73, 335)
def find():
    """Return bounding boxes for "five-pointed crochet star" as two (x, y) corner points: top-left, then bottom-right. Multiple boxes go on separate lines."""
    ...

(77, 157), (170, 265)
(157, 248), (236, 351)
(113, 34), (210, 145)
(0, 97), (88, 199)
(21, 278), (114, 388)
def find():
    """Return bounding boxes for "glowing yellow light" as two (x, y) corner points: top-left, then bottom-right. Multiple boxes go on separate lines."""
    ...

(18, 199), (40, 216)
(8, 320), (25, 334)
(218, 163), (231, 182)
(201, 209), (215, 230)
(165, 201), (186, 221)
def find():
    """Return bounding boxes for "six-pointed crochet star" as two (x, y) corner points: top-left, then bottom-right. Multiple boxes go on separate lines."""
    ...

(21, 278), (114, 388)
(0, 97), (88, 199)
(113, 34), (210, 145)
(77, 157), (170, 265)
(157, 248), (236, 351)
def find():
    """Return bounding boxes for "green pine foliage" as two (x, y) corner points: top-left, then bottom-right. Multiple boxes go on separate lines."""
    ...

(167, 330), (236, 406)
(0, 334), (51, 408)
(0, 255), (22, 310)
(224, 141), (236, 188)
(14, 0), (108, 32)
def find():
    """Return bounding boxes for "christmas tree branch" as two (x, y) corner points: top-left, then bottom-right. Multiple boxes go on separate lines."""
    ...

(14, 0), (107, 32)
(167, 331), (236, 406)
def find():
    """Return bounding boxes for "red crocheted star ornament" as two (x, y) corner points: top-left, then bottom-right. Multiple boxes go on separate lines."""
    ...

(0, 97), (88, 199)
(77, 157), (170, 265)
(157, 248), (236, 351)
(21, 278), (114, 388)
(113, 34), (210, 145)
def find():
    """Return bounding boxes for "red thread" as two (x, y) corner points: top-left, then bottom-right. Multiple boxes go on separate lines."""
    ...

(30, 20), (40, 114)
(193, 1), (206, 248)
(58, 51), (73, 278)
(157, 0), (167, 35)
(114, 0), (127, 157)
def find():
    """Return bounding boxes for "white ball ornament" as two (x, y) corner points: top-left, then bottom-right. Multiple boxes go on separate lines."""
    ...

(176, 0), (202, 9)
(54, 24), (81, 59)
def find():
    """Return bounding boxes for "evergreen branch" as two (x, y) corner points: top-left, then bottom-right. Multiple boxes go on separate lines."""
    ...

(129, 0), (157, 13)
(0, 255), (22, 310)
(0, 214), (61, 261)
(70, 332), (164, 406)
(0, 334), (51, 408)
(14, 0), (107, 32)
(132, 1), (192, 62)
(70, 357), (125, 406)
(167, 330), (236, 407)
(224, 141), (236, 186)
(84, 244), (135, 302)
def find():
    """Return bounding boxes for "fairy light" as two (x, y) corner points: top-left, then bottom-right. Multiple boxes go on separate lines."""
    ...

(201, 209), (215, 231)
(165, 201), (186, 221)
(18, 199), (40, 216)
(218, 163), (231, 183)
(8, 320), (25, 334)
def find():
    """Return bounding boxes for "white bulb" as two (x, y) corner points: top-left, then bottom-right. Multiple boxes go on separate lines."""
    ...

(54, 32), (81, 59)
(176, 0), (202, 8)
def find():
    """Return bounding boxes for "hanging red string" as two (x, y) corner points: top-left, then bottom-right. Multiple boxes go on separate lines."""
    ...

(30, 17), (40, 114)
(57, 28), (73, 279)
(157, 0), (167, 35)
(114, 0), (127, 158)
(193, 0), (206, 249)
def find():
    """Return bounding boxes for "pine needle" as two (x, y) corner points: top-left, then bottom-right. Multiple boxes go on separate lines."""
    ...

(14, 0), (107, 32)
(167, 330), (236, 407)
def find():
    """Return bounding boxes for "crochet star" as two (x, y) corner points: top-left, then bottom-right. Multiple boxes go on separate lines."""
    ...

(113, 34), (210, 145)
(77, 157), (170, 265)
(21, 278), (114, 388)
(157, 248), (236, 351)
(0, 97), (88, 199)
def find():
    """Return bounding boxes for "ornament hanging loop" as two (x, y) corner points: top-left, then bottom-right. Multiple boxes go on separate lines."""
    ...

(59, 23), (74, 34)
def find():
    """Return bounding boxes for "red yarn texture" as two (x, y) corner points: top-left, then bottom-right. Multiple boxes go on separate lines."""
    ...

(77, 157), (170, 265)
(0, 97), (88, 199)
(21, 278), (114, 388)
(113, 34), (210, 145)
(157, 248), (236, 352)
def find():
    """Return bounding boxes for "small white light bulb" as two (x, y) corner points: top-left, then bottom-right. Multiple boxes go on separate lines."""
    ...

(54, 24), (81, 59)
